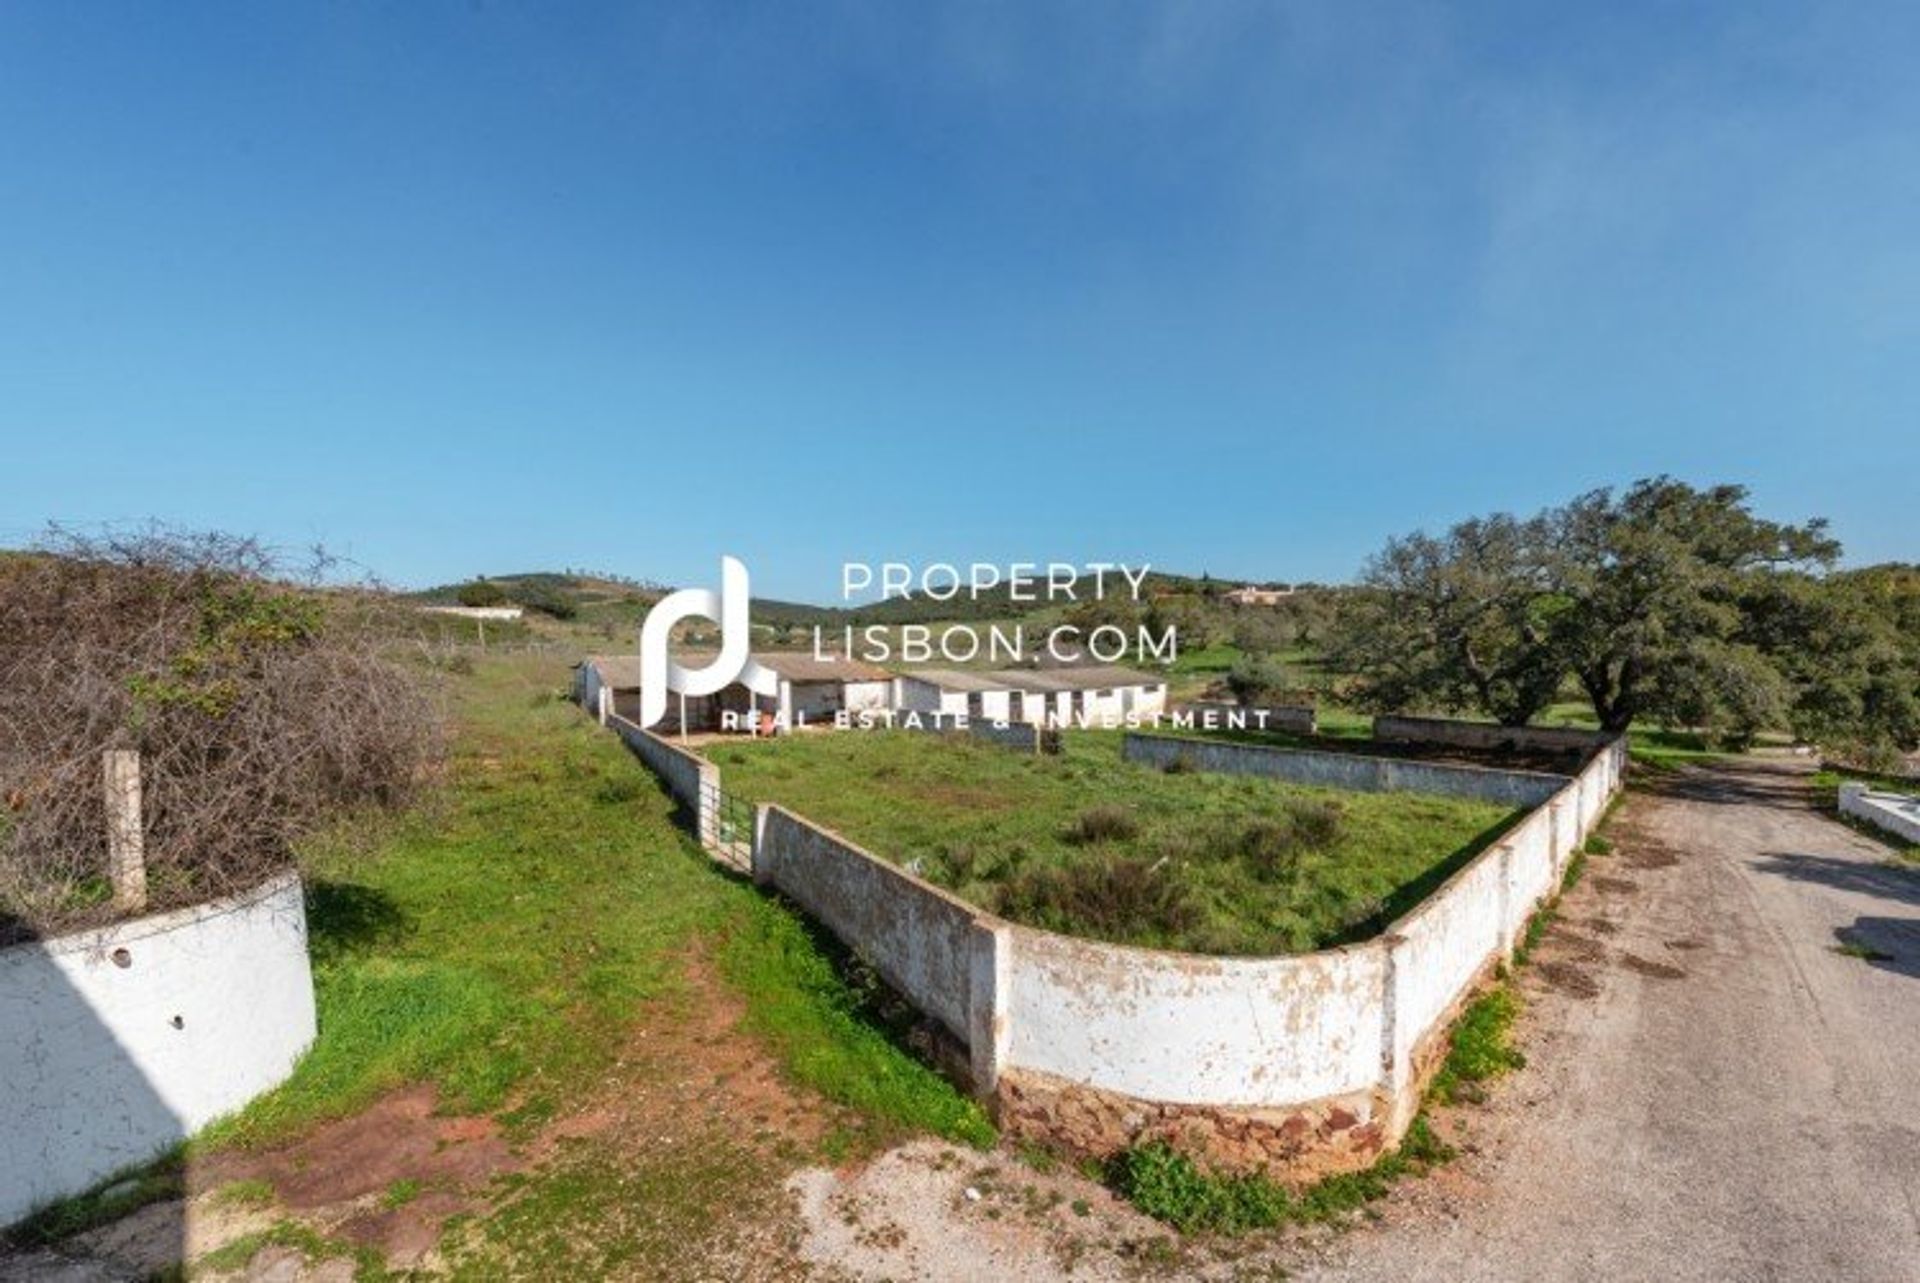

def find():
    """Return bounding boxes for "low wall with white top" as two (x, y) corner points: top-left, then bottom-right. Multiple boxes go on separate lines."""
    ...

(0, 873), (316, 1226)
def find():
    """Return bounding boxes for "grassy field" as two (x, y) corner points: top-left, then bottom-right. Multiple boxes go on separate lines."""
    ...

(13, 653), (994, 1276)
(206, 654), (988, 1152)
(715, 730), (1520, 955)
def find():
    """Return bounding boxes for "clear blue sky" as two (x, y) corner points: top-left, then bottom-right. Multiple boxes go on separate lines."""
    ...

(2, 3), (1914, 600)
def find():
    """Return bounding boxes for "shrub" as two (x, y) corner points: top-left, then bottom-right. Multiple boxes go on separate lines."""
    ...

(1064, 804), (1140, 845)
(995, 853), (1197, 942)
(515, 584), (577, 620)
(454, 579), (506, 608)
(1237, 799), (1345, 878)
(1225, 655), (1292, 707)
(0, 528), (443, 943)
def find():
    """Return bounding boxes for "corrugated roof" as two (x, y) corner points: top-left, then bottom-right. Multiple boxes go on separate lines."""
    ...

(898, 668), (1017, 693)
(990, 665), (1166, 693)
(582, 654), (642, 688)
(751, 651), (895, 683)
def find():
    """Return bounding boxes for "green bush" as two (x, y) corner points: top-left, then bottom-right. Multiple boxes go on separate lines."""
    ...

(1064, 804), (1140, 845)
(996, 853), (1198, 943)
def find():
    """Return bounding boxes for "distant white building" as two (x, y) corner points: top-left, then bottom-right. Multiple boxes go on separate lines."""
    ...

(574, 655), (641, 723)
(1222, 585), (1293, 606)
(666, 652), (895, 733)
(421, 604), (525, 621)
(896, 665), (1168, 727)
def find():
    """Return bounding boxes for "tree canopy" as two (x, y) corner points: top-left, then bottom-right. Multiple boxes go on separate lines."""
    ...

(1330, 478), (1911, 756)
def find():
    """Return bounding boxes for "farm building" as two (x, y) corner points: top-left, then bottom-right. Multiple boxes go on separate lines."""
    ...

(1001, 665), (1168, 725)
(667, 652), (895, 733)
(896, 665), (1168, 726)
(574, 654), (641, 722)
(894, 669), (1022, 723)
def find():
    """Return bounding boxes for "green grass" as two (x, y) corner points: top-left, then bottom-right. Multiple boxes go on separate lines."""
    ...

(4, 1151), (185, 1248)
(1109, 1114), (1455, 1235)
(716, 730), (1521, 956)
(1427, 988), (1526, 1105)
(203, 653), (988, 1153)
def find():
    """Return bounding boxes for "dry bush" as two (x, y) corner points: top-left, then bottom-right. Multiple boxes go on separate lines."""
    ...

(995, 853), (1199, 942)
(1063, 803), (1140, 845)
(0, 528), (443, 943)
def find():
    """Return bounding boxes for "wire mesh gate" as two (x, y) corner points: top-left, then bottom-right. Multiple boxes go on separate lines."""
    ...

(698, 776), (753, 873)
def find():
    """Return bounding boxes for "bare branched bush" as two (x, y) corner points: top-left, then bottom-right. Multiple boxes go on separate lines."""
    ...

(0, 527), (443, 943)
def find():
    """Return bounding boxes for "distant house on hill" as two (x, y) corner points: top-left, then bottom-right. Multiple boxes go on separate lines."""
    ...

(1223, 584), (1293, 606)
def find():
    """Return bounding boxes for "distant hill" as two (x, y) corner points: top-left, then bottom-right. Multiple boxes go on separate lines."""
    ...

(410, 568), (1333, 629)
(409, 572), (666, 625)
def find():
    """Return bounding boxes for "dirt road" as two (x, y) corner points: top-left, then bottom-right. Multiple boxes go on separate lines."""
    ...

(1294, 759), (1920, 1282)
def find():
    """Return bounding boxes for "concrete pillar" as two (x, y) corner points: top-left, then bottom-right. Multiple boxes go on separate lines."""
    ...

(751, 804), (774, 886)
(103, 750), (147, 913)
(1377, 934), (1414, 1133)
(968, 920), (1012, 1098)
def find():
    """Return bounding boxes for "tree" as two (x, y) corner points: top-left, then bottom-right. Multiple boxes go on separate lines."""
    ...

(1547, 479), (1838, 732)
(1226, 655), (1293, 707)
(1330, 514), (1566, 726)
(1750, 566), (1920, 759)
(456, 578), (506, 608)
(517, 583), (577, 620)
(1328, 477), (1853, 739)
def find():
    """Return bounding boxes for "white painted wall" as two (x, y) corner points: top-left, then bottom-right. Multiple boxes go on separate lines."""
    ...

(897, 678), (968, 717)
(0, 874), (316, 1226)
(1840, 784), (1920, 844)
(843, 680), (892, 715)
(1005, 928), (1385, 1108)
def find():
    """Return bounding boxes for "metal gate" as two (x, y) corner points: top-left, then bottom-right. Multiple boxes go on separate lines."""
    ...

(698, 777), (753, 874)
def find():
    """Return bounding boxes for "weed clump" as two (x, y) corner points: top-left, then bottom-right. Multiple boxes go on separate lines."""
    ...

(1428, 987), (1525, 1104)
(996, 853), (1197, 942)
(1111, 1114), (1454, 1234)
(1065, 805), (1140, 845)
(1237, 799), (1346, 878)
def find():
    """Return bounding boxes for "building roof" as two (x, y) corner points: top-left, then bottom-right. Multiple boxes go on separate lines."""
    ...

(898, 668), (1017, 693)
(751, 651), (894, 683)
(989, 665), (1166, 693)
(586, 651), (893, 688)
(581, 654), (642, 688)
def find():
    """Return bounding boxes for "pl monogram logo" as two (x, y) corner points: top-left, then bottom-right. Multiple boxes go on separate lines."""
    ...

(639, 556), (775, 728)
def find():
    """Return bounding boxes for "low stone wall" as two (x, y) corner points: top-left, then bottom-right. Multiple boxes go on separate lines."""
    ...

(1372, 714), (1612, 756)
(0, 873), (316, 1226)
(1839, 783), (1920, 844)
(608, 713), (720, 844)
(608, 708), (1625, 1179)
(753, 806), (1008, 1088)
(1174, 701), (1317, 735)
(1123, 732), (1568, 809)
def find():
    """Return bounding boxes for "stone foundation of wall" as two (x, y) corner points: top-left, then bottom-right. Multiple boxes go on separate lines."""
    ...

(996, 1070), (1390, 1179)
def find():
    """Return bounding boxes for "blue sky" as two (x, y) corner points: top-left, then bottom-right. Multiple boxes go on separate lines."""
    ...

(2, 3), (1914, 600)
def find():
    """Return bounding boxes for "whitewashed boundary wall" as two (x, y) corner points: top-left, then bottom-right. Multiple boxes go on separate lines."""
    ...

(1122, 732), (1569, 809)
(0, 873), (316, 1226)
(1372, 715), (1615, 755)
(607, 713), (721, 847)
(1839, 783), (1920, 845)
(1174, 701), (1318, 734)
(607, 706), (1625, 1176)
